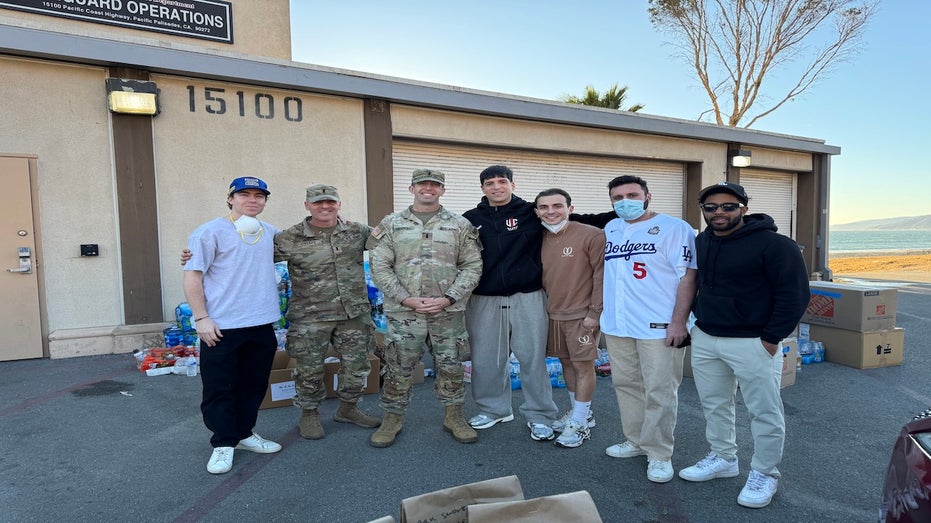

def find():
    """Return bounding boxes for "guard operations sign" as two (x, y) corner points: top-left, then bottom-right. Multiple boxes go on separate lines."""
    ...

(0, 0), (233, 43)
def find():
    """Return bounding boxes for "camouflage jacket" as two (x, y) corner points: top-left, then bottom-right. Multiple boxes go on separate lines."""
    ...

(370, 206), (483, 313)
(274, 218), (372, 322)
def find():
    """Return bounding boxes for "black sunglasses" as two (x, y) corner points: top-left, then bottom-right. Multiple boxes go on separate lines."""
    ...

(700, 202), (744, 213)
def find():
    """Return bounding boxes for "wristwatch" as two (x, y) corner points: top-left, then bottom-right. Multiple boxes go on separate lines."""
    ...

(444, 294), (456, 305)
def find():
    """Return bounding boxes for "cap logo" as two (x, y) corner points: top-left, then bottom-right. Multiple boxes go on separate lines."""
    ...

(243, 178), (261, 187)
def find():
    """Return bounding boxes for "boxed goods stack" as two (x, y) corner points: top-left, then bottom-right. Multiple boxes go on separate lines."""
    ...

(801, 281), (904, 369)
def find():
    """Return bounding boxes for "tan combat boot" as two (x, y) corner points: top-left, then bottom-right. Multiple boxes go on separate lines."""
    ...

(443, 405), (478, 443)
(334, 400), (381, 428)
(299, 408), (324, 440)
(369, 412), (403, 448)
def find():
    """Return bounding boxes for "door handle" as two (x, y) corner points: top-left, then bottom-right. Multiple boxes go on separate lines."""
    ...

(8, 247), (32, 274)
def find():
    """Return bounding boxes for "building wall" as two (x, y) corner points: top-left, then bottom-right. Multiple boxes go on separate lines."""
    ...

(0, 0), (291, 60)
(0, 57), (121, 332)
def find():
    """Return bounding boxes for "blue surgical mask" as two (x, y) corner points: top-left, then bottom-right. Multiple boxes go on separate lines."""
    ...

(613, 199), (646, 221)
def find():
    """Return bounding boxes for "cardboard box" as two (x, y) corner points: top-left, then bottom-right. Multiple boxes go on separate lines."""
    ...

(780, 338), (798, 388)
(260, 367), (296, 409)
(412, 362), (425, 385)
(808, 325), (905, 369)
(271, 349), (295, 370)
(324, 354), (380, 398)
(683, 339), (796, 388)
(803, 282), (897, 332)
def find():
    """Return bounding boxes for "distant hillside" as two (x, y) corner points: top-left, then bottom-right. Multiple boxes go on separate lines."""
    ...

(832, 215), (931, 231)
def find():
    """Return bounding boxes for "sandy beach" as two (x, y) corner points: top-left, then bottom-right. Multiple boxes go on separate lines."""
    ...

(828, 252), (931, 283)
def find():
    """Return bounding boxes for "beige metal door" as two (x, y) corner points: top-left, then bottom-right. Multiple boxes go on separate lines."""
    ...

(1, 155), (43, 360)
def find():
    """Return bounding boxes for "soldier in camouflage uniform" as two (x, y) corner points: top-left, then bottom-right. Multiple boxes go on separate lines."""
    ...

(368, 169), (483, 447)
(274, 184), (381, 439)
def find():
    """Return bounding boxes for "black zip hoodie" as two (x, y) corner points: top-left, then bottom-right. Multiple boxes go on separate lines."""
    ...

(463, 195), (543, 296)
(693, 213), (810, 344)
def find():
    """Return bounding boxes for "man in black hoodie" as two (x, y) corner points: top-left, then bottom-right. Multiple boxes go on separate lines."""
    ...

(678, 182), (809, 510)
(462, 165), (559, 442)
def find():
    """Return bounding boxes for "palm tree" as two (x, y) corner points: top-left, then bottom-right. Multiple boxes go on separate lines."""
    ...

(560, 83), (644, 112)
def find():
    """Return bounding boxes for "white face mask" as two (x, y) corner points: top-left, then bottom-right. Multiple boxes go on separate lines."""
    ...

(233, 215), (263, 235)
(542, 220), (568, 233)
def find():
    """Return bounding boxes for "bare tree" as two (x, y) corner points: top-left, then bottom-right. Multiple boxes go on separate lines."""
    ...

(560, 83), (645, 112)
(648, 0), (877, 127)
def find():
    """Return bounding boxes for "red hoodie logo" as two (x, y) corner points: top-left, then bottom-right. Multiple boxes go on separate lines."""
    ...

(505, 218), (518, 231)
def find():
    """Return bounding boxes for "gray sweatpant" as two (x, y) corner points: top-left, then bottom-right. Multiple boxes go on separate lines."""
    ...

(466, 290), (558, 424)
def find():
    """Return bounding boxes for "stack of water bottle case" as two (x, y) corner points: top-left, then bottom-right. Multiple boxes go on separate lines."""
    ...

(801, 281), (904, 369)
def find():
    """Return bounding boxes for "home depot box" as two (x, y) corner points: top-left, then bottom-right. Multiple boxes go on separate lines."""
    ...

(261, 367), (296, 409)
(808, 324), (905, 369)
(683, 339), (796, 388)
(803, 282), (897, 331)
(324, 354), (380, 398)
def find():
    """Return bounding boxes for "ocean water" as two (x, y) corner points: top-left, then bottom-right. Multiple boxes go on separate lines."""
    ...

(829, 230), (931, 254)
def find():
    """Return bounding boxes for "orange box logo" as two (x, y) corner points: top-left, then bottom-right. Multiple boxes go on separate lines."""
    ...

(876, 304), (886, 315)
(806, 295), (834, 318)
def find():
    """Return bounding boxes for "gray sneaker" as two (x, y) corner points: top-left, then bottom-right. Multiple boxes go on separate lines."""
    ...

(554, 421), (590, 448)
(527, 422), (555, 441)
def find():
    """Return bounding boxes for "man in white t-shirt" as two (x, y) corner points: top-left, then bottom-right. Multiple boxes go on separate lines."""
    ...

(600, 175), (697, 484)
(183, 177), (283, 475)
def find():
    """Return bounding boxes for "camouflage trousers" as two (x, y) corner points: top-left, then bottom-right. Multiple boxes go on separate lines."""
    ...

(286, 314), (373, 410)
(379, 310), (468, 415)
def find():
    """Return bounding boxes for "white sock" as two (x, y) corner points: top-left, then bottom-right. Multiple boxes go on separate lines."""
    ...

(568, 391), (576, 406)
(571, 400), (591, 425)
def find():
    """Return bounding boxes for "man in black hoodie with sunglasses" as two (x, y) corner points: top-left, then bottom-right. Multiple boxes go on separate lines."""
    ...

(679, 182), (809, 510)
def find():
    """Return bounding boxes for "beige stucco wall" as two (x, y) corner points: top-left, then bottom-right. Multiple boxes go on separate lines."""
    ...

(152, 75), (366, 319)
(391, 105), (731, 185)
(0, 0), (291, 60)
(0, 57), (120, 332)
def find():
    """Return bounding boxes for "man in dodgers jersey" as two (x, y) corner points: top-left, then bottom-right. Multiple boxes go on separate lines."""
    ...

(601, 175), (697, 483)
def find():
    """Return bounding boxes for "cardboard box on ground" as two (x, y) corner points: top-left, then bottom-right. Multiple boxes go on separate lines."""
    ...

(806, 324), (905, 369)
(682, 338), (797, 389)
(369, 475), (603, 523)
(260, 349), (382, 410)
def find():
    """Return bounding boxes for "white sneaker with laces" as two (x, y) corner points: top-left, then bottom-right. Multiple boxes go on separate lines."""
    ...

(552, 411), (596, 432)
(554, 421), (590, 448)
(207, 446), (234, 474)
(235, 433), (282, 453)
(647, 459), (674, 483)
(469, 413), (515, 429)
(737, 470), (778, 508)
(605, 441), (647, 458)
(527, 422), (555, 441)
(678, 452), (739, 482)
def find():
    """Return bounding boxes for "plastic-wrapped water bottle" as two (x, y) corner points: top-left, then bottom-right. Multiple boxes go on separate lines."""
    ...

(186, 357), (198, 377)
(164, 326), (183, 347)
(175, 302), (193, 332)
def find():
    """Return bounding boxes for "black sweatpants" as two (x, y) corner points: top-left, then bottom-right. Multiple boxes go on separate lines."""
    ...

(199, 324), (277, 448)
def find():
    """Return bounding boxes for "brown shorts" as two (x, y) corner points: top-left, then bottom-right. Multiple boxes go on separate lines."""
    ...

(546, 318), (599, 361)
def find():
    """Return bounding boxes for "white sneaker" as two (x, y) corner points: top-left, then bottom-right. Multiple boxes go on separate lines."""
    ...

(554, 421), (591, 448)
(469, 413), (514, 429)
(737, 470), (778, 508)
(552, 411), (596, 432)
(678, 452), (739, 482)
(235, 433), (282, 453)
(605, 441), (646, 458)
(527, 422), (555, 441)
(207, 447), (234, 474)
(647, 459), (674, 483)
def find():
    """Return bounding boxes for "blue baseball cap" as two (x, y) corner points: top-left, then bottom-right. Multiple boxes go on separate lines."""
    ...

(228, 177), (270, 196)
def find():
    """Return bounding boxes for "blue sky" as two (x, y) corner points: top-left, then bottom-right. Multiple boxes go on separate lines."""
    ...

(289, 1), (929, 226)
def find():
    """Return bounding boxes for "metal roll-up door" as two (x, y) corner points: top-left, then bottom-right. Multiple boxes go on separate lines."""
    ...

(740, 169), (797, 238)
(391, 141), (686, 217)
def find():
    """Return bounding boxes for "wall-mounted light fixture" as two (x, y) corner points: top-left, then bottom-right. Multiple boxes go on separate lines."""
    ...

(729, 149), (752, 168)
(106, 78), (159, 115)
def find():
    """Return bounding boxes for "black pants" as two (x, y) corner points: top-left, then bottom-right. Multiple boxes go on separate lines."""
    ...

(199, 324), (277, 447)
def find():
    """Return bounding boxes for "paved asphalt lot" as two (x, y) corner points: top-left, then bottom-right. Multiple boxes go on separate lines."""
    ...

(1, 279), (929, 522)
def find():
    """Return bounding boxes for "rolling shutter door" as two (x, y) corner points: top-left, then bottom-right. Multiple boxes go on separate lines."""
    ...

(740, 170), (797, 238)
(391, 141), (686, 217)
